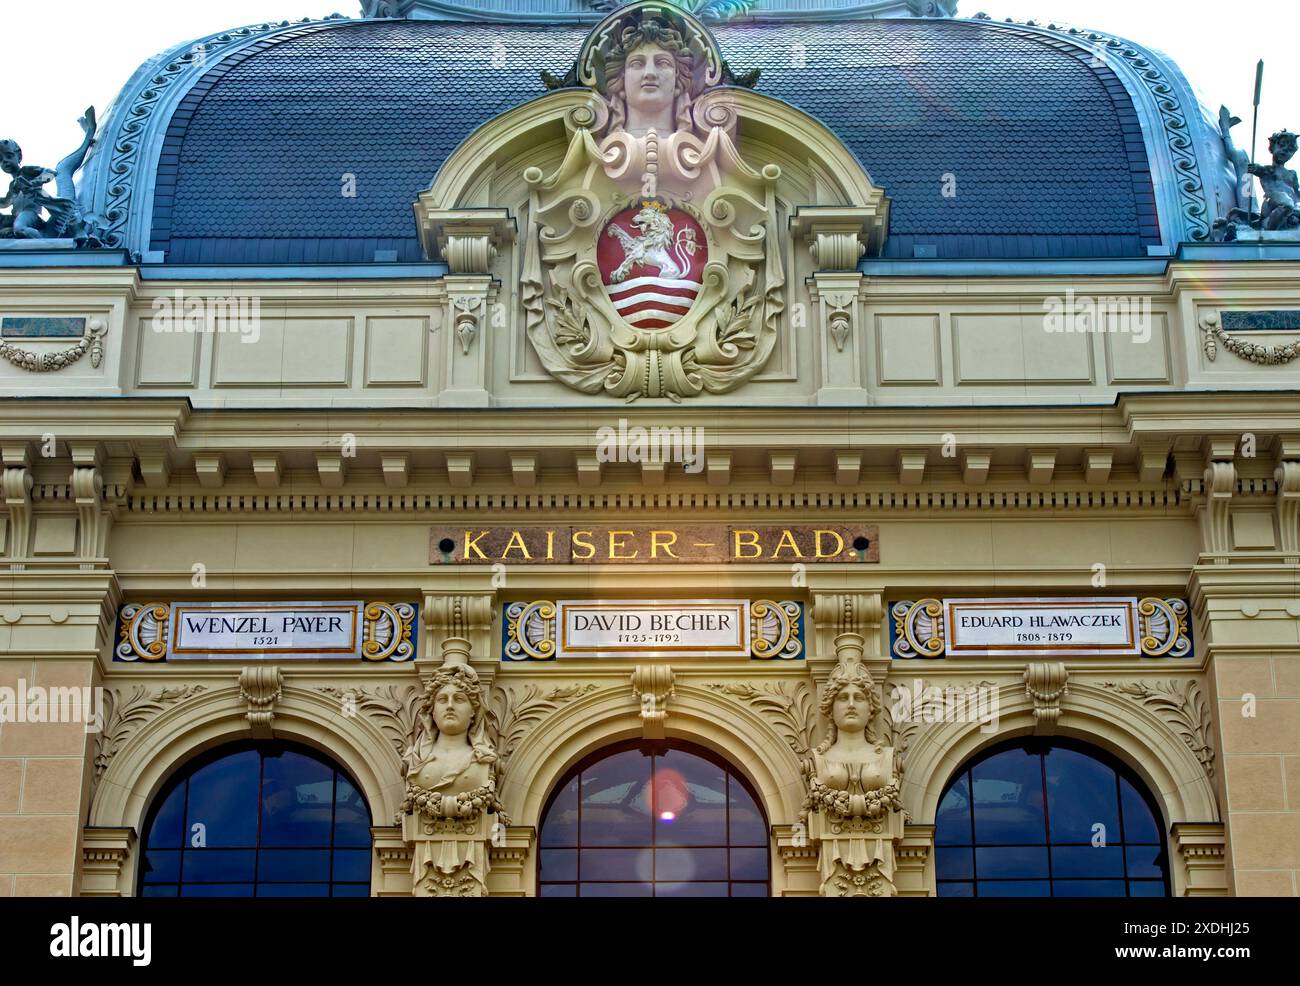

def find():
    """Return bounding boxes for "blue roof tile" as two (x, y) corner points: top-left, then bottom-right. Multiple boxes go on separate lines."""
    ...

(151, 18), (1160, 262)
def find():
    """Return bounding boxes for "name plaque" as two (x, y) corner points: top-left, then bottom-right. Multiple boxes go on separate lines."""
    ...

(115, 600), (418, 662)
(430, 524), (877, 565)
(891, 596), (1193, 660)
(557, 600), (750, 659)
(944, 598), (1140, 656)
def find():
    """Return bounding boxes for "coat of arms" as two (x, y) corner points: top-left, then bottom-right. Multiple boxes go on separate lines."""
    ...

(521, 2), (784, 401)
(599, 202), (705, 328)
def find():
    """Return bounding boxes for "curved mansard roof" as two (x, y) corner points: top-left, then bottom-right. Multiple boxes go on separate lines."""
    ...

(78, 4), (1233, 264)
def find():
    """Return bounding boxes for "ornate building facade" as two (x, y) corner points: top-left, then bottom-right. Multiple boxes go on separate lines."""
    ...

(0, 0), (1297, 897)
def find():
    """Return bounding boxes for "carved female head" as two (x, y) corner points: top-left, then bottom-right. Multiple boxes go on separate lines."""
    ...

(602, 18), (695, 136)
(815, 651), (881, 752)
(421, 664), (492, 752)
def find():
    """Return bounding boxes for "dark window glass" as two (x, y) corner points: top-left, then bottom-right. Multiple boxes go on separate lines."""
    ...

(538, 741), (770, 897)
(936, 740), (1168, 898)
(147, 784), (186, 849)
(1045, 748), (1119, 843)
(971, 748), (1046, 844)
(138, 742), (372, 897)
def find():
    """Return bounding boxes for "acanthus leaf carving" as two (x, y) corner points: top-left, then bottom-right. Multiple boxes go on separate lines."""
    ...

(705, 680), (817, 757)
(1101, 678), (1215, 779)
(92, 684), (207, 789)
(487, 682), (601, 768)
(316, 684), (422, 759)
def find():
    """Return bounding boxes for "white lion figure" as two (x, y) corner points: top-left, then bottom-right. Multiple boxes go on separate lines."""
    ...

(606, 206), (697, 283)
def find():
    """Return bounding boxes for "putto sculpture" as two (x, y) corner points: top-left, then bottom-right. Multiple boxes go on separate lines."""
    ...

(800, 633), (906, 897)
(0, 108), (106, 248)
(523, 2), (783, 401)
(399, 659), (507, 897)
(1215, 107), (1300, 240)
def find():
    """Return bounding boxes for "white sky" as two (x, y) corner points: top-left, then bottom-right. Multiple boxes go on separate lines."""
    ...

(1, 0), (1293, 176)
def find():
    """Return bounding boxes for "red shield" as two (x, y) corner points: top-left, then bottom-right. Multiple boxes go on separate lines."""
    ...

(597, 204), (706, 329)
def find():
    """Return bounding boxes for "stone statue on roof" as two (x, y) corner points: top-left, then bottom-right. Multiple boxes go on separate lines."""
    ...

(1215, 107), (1300, 240)
(0, 107), (107, 248)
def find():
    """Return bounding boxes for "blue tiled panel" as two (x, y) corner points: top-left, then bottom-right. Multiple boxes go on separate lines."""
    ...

(153, 19), (1160, 263)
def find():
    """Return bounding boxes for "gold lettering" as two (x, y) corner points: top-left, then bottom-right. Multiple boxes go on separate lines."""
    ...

(546, 530), (555, 560)
(608, 530), (638, 560)
(771, 529), (804, 558)
(650, 530), (679, 559)
(572, 530), (596, 560)
(501, 530), (532, 560)
(733, 530), (762, 559)
(815, 529), (845, 559)
(464, 530), (489, 560)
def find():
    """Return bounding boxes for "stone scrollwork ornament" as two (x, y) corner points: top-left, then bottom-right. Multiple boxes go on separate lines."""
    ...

(801, 633), (906, 897)
(399, 650), (507, 897)
(523, 2), (783, 401)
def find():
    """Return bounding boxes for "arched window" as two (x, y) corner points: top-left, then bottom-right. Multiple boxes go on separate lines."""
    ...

(537, 741), (770, 897)
(935, 739), (1169, 897)
(138, 742), (372, 897)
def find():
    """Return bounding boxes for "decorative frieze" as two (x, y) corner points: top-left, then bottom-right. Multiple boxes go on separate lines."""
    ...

(486, 682), (601, 769)
(1201, 312), (1300, 364)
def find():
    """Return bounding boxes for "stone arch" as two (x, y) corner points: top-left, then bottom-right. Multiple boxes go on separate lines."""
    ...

(499, 681), (807, 839)
(902, 681), (1219, 834)
(90, 682), (406, 892)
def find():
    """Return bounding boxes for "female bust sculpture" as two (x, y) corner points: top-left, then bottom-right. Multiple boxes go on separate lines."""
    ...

(801, 635), (905, 896)
(601, 18), (695, 137)
(400, 663), (502, 821)
(802, 647), (902, 822)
